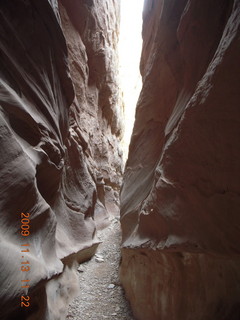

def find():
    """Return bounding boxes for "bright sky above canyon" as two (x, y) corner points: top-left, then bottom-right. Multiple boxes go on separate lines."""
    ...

(119, 0), (144, 159)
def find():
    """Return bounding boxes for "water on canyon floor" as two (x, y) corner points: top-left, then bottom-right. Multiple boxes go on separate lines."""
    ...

(66, 217), (135, 320)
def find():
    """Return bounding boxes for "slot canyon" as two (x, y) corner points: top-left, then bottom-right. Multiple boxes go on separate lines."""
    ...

(0, 0), (240, 319)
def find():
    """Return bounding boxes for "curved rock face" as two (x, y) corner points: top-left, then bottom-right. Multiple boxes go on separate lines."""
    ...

(0, 0), (122, 319)
(120, 1), (240, 319)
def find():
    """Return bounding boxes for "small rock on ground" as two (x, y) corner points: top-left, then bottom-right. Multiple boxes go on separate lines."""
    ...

(66, 218), (135, 320)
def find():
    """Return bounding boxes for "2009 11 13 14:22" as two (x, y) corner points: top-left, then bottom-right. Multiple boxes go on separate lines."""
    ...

(20, 212), (31, 308)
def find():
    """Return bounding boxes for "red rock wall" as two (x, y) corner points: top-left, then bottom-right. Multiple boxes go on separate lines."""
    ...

(0, 0), (122, 319)
(120, 1), (240, 319)
(58, 0), (123, 227)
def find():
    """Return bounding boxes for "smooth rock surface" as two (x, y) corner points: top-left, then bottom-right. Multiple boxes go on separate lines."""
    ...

(120, 1), (240, 319)
(0, 0), (122, 319)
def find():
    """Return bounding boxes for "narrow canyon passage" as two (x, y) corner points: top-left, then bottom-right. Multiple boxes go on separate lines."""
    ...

(0, 0), (141, 319)
(1, 1), (240, 320)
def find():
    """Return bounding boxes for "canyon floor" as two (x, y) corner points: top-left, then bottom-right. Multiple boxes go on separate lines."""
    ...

(66, 217), (135, 320)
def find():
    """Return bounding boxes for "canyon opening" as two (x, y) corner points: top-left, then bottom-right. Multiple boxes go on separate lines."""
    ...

(119, 0), (144, 159)
(0, 1), (240, 320)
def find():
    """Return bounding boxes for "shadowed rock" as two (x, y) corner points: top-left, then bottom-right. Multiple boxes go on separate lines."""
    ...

(120, 1), (240, 319)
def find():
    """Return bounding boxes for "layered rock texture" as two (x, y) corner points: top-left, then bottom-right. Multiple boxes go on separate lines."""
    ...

(120, 1), (240, 319)
(0, 0), (122, 319)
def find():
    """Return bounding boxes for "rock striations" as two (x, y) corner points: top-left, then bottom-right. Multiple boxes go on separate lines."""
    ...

(120, 1), (240, 320)
(0, 0), (122, 319)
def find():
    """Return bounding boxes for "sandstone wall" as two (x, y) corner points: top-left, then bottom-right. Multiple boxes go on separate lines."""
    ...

(120, 1), (240, 319)
(59, 0), (124, 227)
(0, 0), (122, 319)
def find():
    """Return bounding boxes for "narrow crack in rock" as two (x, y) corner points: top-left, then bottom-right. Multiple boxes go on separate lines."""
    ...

(67, 218), (135, 320)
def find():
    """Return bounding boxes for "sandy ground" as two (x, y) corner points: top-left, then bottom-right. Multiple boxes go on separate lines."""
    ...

(66, 217), (135, 320)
